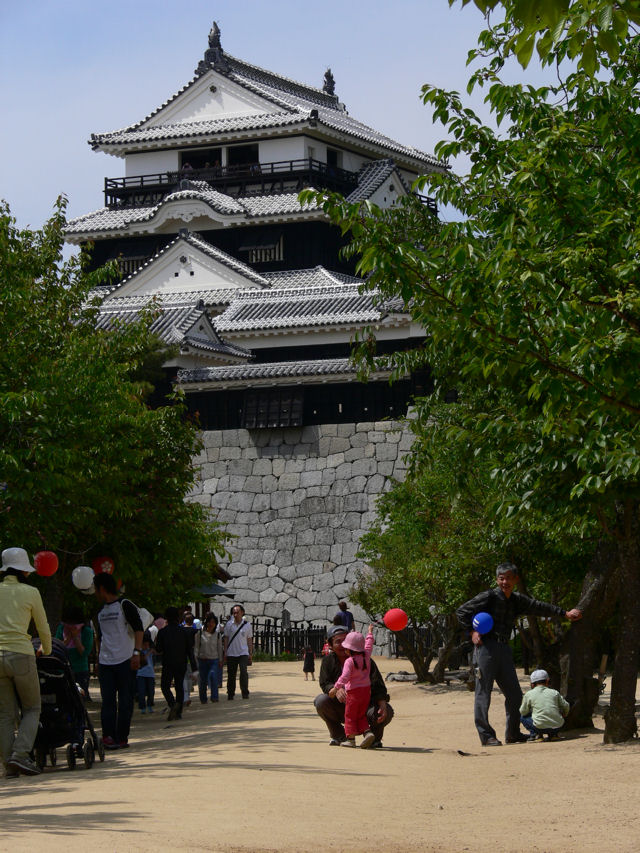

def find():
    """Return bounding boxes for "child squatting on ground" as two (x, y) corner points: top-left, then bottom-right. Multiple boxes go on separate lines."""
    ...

(519, 669), (570, 741)
(329, 625), (376, 749)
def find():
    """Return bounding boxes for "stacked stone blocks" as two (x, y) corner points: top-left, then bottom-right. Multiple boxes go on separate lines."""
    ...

(190, 422), (413, 627)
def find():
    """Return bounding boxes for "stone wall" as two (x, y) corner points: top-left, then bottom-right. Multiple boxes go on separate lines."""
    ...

(189, 421), (413, 630)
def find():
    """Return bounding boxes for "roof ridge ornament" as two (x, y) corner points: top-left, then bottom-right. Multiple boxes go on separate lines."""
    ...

(323, 68), (335, 96)
(196, 20), (230, 76)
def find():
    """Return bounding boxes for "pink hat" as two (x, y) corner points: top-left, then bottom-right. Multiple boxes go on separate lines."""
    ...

(341, 631), (365, 653)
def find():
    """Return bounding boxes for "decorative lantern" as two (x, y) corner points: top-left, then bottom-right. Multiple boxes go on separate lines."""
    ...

(72, 565), (95, 595)
(92, 556), (115, 574)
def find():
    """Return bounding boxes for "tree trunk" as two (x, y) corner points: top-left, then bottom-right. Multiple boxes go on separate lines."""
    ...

(431, 615), (459, 682)
(604, 500), (640, 743)
(563, 541), (619, 731)
(395, 627), (434, 682)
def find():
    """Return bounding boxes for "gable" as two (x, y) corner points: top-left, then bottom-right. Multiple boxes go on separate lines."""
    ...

(143, 69), (282, 128)
(105, 238), (264, 301)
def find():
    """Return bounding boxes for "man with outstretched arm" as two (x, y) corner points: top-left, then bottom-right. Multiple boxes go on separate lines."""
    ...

(456, 562), (582, 747)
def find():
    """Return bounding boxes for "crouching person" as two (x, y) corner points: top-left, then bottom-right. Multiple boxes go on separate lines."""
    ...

(314, 624), (393, 748)
(520, 669), (570, 742)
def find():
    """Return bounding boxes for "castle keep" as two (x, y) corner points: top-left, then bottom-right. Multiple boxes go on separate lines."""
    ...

(66, 23), (441, 625)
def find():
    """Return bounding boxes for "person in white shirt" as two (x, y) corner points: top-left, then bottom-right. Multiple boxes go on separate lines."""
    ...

(94, 573), (143, 750)
(223, 604), (253, 700)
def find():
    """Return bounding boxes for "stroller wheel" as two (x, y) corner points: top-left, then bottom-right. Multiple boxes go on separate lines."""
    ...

(96, 736), (106, 762)
(35, 747), (46, 770)
(49, 748), (57, 767)
(66, 744), (76, 770)
(83, 740), (95, 768)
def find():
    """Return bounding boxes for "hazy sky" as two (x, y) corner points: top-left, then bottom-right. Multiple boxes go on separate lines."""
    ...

(1, 0), (504, 232)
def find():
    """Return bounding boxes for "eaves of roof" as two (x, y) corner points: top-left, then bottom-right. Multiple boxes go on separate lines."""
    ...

(65, 189), (321, 240)
(177, 357), (395, 390)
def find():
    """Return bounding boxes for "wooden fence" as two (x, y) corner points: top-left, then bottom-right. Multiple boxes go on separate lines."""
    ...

(252, 617), (327, 657)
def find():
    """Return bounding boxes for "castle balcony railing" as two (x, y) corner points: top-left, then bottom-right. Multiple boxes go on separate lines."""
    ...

(416, 193), (438, 214)
(104, 157), (361, 208)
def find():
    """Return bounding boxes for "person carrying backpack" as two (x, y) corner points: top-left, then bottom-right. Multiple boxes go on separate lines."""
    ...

(93, 572), (144, 750)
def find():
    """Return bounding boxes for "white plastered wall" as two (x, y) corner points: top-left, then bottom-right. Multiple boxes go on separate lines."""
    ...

(126, 150), (180, 177)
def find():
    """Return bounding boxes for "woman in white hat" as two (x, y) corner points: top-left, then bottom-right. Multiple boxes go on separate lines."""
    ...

(0, 547), (52, 777)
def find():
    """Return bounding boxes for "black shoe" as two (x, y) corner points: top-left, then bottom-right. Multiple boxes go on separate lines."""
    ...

(167, 705), (180, 721)
(482, 737), (502, 746)
(371, 740), (383, 749)
(506, 733), (529, 744)
(242, 693), (250, 699)
(227, 695), (234, 700)
(7, 755), (41, 776)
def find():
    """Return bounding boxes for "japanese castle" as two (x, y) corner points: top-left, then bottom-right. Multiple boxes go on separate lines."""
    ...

(66, 23), (443, 625)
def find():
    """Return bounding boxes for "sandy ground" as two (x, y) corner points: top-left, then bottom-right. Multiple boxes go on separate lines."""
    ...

(1, 658), (639, 853)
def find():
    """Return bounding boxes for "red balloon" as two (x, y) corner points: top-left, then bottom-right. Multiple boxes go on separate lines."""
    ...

(34, 551), (59, 577)
(92, 556), (115, 574)
(383, 608), (408, 632)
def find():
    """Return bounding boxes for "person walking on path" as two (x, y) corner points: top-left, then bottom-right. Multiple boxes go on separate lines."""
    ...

(156, 607), (197, 720)
(94, 572), (144, 750)
(0, 547), (52, 777)
(329, 625), (376, 748)
(315, 625), (393, 748)
(181, 612), (198, 707)
(195, 613), (223, 703)
(334, 600), (354, 631)
(456, 562), (582, 747)
(136, 632), (156, 714)
(55, 606), (94, 701)
(223, 604), (252, 700)
(303, 646), (315, 681)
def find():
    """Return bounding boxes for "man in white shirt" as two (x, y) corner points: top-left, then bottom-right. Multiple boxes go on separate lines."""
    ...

(223, 604), (253, 700)
(94, 573), (143, 749)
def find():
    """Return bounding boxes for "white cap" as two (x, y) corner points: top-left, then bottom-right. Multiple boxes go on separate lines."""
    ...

(1, 547), (35, 573)
(530, 669), (549, 684)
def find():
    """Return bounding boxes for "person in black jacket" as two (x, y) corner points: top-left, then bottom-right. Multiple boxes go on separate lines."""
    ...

(314, 624), (394, 747)
(155, 607), (197, 721)
(456, 562), (582, 747)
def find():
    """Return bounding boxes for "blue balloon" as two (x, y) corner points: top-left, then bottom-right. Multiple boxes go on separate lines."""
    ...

(472, 612), (494, 634)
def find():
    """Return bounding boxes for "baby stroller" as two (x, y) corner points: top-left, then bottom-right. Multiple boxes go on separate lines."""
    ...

(32, 638), (105, 770)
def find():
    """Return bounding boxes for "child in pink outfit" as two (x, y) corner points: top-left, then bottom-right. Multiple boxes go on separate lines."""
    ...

(329, 625), (376, 748)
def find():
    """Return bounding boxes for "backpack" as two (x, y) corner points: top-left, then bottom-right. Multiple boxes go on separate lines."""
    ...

(122, 599), (154, 636)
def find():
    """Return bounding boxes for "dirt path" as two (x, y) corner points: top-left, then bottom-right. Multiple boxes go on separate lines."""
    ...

(1, 658), (638, 853)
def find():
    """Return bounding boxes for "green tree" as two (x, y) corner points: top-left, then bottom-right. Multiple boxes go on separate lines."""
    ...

(301, 12), (640, 741)
(354, 404), (589, 684)
(0, 198), (229, 620)
(455, 0), (640, 74)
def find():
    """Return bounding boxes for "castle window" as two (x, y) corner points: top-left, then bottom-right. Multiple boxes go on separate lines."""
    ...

(242, 388), (304, 428)
(239, 233), (283, 265)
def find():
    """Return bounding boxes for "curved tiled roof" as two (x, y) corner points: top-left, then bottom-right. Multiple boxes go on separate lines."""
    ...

(346, 159), (412, 203)
(66, 189), (319, 238)
(214, 282), (403, 333)
(95, 300), (250, 360)
(90, 111), (307, 148)
(89, 45), (442, 170)
(178, 357), (369, 386)
(262, 266), (361, 289)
